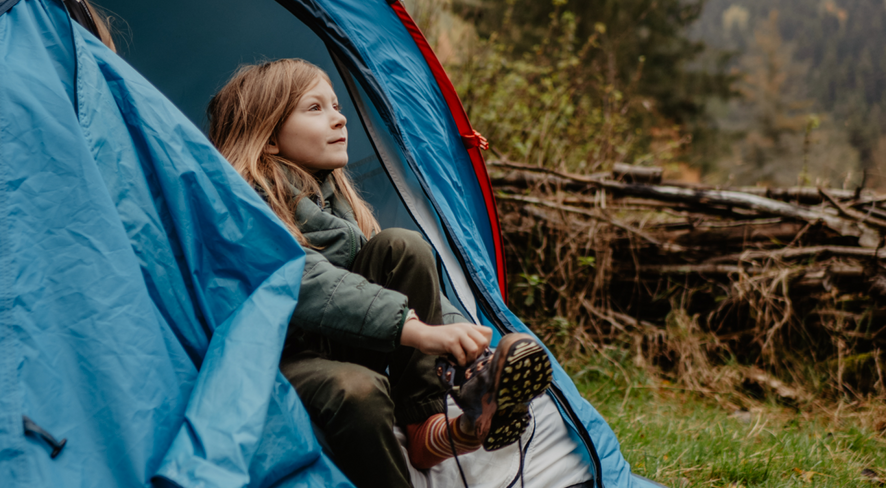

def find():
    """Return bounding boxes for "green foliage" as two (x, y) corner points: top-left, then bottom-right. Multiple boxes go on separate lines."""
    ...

(550, 315), (572, 338)
(450, 0), (735, 170)
(450, 6), (677, 172)
(577, 256), (596, 268)
(448, 6), (652, 171)
(515, 273), (546, 306)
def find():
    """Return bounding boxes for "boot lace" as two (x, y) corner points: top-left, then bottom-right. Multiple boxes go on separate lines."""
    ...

(442, 390), (526, 488)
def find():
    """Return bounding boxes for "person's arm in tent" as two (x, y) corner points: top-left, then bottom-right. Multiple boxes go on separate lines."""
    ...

(290, 248), (489, 364)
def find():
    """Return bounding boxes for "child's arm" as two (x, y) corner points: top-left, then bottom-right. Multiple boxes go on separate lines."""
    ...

(291, 248), (491, 363)
(291, 248), (411, 351)
(400, 318), (492, 366)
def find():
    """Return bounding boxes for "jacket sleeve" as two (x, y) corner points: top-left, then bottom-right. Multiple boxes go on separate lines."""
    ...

(289, 247), (409, 352)
(440, 295), (467, 324)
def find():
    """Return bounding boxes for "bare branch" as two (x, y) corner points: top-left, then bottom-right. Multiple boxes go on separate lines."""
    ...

(820, 188), (886, 230)
(708, 245), (886, 263)
(498, 193), (688, 252)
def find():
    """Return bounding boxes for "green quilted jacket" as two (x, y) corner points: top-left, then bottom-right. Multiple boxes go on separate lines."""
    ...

(284, 173), (408, 352)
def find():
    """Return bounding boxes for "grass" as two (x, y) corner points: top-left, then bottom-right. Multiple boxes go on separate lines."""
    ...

(569, 359), (886, 487)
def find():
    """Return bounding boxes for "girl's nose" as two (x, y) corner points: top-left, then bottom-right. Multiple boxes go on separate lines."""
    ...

(333, 111), (347, 128)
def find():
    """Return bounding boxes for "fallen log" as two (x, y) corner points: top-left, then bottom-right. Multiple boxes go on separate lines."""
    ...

(612, 163), (662, 184)
(631, 264), (745, 275)
(491, 159), (877, 204)
(490, 161), (882, 246)
(857, 204), (886, 222)
(491, 170), (591, 192)
(597, 180), (882, 247)
(708, 245), (886, 263)
(625, 263), (864, 277)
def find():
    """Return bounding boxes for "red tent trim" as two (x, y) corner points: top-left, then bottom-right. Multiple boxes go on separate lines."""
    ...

(388, 0), (508, 302)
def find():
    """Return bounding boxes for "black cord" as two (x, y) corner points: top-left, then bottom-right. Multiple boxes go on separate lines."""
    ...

(443, 392), (470, 488)
(442, 392), (530, 488)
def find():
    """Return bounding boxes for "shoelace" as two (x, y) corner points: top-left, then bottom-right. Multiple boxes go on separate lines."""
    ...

(442, 391), (526, 488)
(442, 391), (469, 487)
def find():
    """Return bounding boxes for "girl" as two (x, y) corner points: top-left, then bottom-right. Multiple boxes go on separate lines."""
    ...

(208, 59), (552, 488)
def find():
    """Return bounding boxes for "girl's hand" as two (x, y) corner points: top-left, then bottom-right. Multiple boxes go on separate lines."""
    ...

(400, 319), (492, 366)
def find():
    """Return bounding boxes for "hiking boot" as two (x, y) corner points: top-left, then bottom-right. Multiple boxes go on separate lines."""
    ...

(435, 333), (553, 451)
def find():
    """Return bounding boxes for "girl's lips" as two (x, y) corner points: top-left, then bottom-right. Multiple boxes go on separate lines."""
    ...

(330, 137), (347, 144)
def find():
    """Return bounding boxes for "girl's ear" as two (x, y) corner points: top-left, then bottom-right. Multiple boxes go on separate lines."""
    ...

(265, 136), (281, 155)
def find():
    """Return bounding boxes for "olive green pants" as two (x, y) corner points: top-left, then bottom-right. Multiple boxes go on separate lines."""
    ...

(280, 228), (450, 488)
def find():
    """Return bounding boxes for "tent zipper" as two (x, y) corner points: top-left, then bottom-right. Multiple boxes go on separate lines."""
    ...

(548, 386), (604, 488)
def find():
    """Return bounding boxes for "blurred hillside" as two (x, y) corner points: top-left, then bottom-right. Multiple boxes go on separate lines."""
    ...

(691, 0), (886, 189)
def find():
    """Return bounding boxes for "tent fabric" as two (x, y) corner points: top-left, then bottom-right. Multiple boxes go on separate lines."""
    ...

(386, 1), (507, 297)
(1, 0), (352, 486)
(1, 0), (661, 487)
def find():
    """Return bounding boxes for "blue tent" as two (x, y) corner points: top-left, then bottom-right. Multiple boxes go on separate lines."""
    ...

(0, 0), (660, 486)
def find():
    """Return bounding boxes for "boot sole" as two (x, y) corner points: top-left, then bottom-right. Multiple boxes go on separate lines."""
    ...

(483, 339), (552, 451)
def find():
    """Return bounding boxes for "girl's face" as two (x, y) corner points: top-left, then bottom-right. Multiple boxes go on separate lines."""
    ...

(267, 78), (348, 173)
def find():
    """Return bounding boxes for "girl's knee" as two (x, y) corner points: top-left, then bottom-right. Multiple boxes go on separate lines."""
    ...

(372, 228), (433, 264)
(315, 366), (398, 448)
(327, 367), (393, 419)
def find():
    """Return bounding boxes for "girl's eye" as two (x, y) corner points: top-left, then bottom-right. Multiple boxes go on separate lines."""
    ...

(309, 104), (320, 111)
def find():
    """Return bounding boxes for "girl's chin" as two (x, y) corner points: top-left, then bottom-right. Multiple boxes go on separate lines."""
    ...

(296, 160), (349, 173)
(322, 161), (349, 172)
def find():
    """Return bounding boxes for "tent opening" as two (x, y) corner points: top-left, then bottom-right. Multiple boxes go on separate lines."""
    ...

(103, 0), (484, 325)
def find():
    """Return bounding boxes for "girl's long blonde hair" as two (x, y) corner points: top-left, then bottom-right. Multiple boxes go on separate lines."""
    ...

(85, 1), (116, 52)
(208, 59), (380, 245)
(79, 1), (117, 52)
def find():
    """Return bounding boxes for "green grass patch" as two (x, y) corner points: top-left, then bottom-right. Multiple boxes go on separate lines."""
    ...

(570, 363), (886, 487)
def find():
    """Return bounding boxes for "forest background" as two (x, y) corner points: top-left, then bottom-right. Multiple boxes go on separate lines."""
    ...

(405, 0), (886, 486)
(411, 0), (886, 188)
